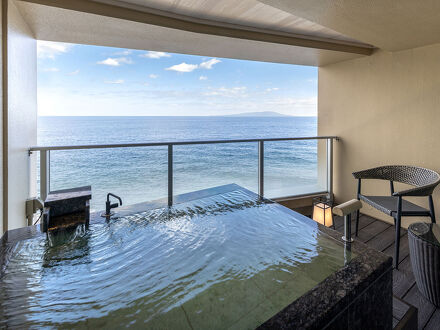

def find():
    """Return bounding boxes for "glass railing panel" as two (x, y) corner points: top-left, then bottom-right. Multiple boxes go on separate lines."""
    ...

(173, 143), (258, 196)
(35, 136), (334, 211)
(264, 139), (327, 199)
(48, 147), (168, 211)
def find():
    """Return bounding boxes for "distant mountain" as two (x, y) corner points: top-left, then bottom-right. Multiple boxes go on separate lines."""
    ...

(226, 111), (291, 117)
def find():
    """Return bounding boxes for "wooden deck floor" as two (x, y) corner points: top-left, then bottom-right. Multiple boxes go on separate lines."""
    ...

(333, 214), (439, 329)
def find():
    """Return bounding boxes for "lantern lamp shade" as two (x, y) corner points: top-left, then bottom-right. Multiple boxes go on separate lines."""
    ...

(312, 200), (333, 227)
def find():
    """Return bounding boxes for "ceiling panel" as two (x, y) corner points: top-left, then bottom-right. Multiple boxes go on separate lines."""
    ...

(95, 0), (369, 45)
(260, 0), (440, 51)
(16, 0), (366, 66)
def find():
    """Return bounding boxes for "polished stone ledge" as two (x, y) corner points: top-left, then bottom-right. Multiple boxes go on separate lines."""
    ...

(258, 222), (392, 329)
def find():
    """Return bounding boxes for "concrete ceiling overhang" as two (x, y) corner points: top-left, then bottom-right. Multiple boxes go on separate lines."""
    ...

(260, 0), (440, 52)
(94, 0), (365, 45)
(15, 0), (374, 66)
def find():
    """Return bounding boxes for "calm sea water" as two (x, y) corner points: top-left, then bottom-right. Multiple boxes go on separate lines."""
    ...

(37, 116), (323, 211)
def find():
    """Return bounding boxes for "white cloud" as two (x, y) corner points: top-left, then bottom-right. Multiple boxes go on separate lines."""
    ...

(140, 51), (171, 59)
(41, 67), (59, 72)
(199, 76), (208, 80)
(199, 58), (221, 69)
(265, 87), (279, 92)
(97, 57), (133, 66)
(166, 62), (198, 73)
(113, 50), (132, 56)
(37, 41), (72, 59)
(98, 58), (119, 66)
(165, 58), (220, 73)
(204, 86), (247, 97)
(68, 70), (80, 76)
(105, 79), (125, 84)
(149, 74), (159, 79)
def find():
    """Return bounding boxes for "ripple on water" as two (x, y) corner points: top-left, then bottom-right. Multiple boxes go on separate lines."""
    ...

(0, 189), (348, 328)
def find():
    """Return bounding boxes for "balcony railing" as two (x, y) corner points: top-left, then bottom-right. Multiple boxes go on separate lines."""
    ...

(29, 136), (338, 206)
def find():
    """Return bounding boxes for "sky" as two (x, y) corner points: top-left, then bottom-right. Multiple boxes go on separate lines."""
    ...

(37, 41), (317, 116)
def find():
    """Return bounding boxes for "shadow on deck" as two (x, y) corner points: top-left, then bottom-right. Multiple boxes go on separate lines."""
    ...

(333, 214), (439, 330)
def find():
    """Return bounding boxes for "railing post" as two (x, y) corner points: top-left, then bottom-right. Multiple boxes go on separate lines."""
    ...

(168, 144), (173, 207)
(258, 141), (264, 197)
(40, 150), (50, 201)
(327, 138), (333, 201)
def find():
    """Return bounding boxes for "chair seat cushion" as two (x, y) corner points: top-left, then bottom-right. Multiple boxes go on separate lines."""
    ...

(359, 195), (429, 216)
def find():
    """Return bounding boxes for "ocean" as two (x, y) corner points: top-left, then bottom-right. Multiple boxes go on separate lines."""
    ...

(38, 116), (323, 211)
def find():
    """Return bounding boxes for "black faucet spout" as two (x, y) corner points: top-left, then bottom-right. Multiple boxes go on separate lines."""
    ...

(107, 193), (122, 206)
(103, 193), (123, 217)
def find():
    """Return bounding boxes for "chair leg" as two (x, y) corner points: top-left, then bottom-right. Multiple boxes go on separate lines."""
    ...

(394, 197), (402, 269)
(355, 210), (360, 236)
(394, 216), (401, 269)
(429, 195), (436, 224)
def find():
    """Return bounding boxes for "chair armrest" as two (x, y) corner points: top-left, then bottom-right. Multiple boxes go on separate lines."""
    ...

(393, 184), (438, 197)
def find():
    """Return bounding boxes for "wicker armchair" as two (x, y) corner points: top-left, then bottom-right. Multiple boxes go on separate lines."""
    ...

(353, 165), (440, 269)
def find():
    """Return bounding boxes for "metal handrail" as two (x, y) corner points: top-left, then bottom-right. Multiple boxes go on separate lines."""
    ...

(29, 136), (338, 206)
(29, 136), (338, 151)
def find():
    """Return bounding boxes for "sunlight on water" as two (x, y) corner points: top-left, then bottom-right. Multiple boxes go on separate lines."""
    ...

(0, 188), (348, 329)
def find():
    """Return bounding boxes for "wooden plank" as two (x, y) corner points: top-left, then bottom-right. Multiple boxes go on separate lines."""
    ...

(392, 257), (415, 298)
(367, 226), (403, 253)
(393, 303), (418, 330)
(356, 220), (390, 243)
(334, 214), (375, 232)
(383, 234), (410, 266)
(392, 317), (399, 328)
(403, 284), (436, 329)
(367, 226), (409, 254)
(393, 296), (410, 321)
(424, 308), (440, 330)
(358, 214), (379, 226)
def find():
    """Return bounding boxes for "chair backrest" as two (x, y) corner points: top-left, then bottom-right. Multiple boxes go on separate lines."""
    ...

(354, 165), (440, 196)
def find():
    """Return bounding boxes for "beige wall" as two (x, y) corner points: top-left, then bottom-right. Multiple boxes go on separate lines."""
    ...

(318, 44), (440, 227)
(6, 0), (36, 230)
(0, 1), (3, 234)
